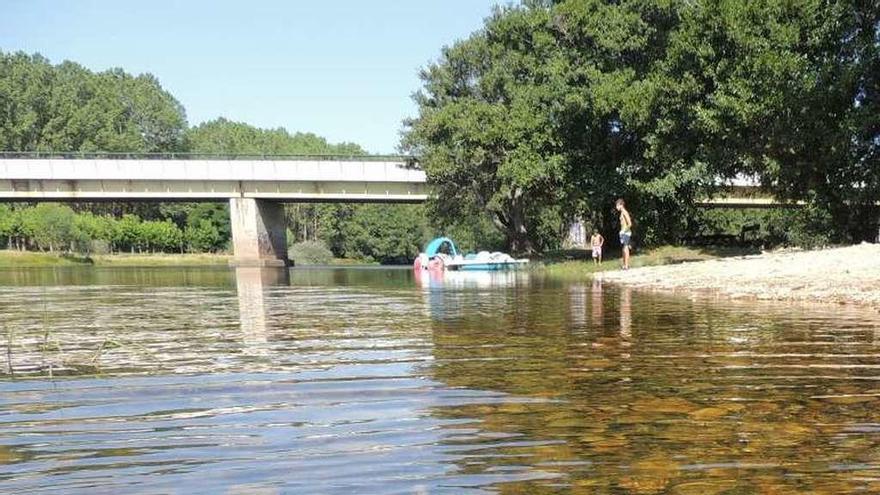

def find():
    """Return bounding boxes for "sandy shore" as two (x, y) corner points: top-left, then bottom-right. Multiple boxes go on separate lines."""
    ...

(600, 243), (880, 310)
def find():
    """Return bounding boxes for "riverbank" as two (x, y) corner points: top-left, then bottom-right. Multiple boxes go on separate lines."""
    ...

(535, 246), (756, 280)
(0, 250), (231, 267)
(0, 250), (383, 267)
(600, 243), (880, 309)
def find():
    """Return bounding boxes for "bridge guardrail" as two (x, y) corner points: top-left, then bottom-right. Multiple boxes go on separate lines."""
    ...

(0, 151), (417, 163)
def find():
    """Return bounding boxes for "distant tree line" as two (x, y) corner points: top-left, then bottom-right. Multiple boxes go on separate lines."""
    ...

(0, 51), (431, 262)
(403, 0), (879, 252)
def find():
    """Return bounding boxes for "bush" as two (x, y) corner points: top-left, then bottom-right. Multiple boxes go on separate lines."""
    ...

(185, 219), (222, 253)
(698, 206), (833, 249)
(89, 239), (111, 255)
(290, 240), (334, 265)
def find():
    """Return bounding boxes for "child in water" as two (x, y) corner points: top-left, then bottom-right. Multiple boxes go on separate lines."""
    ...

(590, 230), (605, 265)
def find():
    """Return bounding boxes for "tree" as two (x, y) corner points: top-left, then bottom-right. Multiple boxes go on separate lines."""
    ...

(0, 205), (12, 248)
(27, 203), (76, 252)
(72, 211), (111, 255)
(112, 214), (141, 253)
(0, 51), (187, 152)
(137, 220), (184, 253)
(186, 219), (223, 253)
(6, 207), (28, 250)
(320, 205), (429, 264)
(402, 6), (573, 253)
(405, 0), (880, 249)
(187, 118), (365, 156)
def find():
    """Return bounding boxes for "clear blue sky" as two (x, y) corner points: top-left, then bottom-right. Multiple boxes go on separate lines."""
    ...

(0, 1), (500, 153)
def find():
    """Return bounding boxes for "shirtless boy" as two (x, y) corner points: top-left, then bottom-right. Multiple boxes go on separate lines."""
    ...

(590, 230), (604, 265)
(615, 199), (633, 270)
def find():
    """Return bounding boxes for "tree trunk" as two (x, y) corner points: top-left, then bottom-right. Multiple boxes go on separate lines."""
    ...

(507, 191), (533, 255)
(508, 220), (533, 255)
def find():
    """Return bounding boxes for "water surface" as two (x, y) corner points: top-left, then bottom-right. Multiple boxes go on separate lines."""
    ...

(2, 266), (880, 494)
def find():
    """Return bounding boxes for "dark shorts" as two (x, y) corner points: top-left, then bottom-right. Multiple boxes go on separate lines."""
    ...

(619, 232), (632, 247)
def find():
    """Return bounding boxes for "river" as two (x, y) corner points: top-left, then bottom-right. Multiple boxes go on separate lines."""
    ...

(1, 266), (880, 494)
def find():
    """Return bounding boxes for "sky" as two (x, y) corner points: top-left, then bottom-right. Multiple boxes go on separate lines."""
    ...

(0, 0), (500, 154)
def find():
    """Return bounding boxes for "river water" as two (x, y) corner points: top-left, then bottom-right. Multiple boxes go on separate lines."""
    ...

(1, 266), (880, 494)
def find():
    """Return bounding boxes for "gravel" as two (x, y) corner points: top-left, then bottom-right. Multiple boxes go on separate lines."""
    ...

(599, 243), (880, 310)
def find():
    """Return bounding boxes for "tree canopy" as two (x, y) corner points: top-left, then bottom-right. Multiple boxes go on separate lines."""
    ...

(0, 51), (187, 152)
(187, 117), (365, 156)
(404, 0), (879, 251)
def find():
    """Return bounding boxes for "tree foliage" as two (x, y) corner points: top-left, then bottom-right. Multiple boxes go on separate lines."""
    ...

(187, 118), (364, 156)
(316, 204), (429, 264)
(404, 0), (880, 251)
(0, 51), (187, 152)
(0, 204), (199, 254)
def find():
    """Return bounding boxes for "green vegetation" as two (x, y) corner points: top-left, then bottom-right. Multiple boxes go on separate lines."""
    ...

(534, 245), (758, 280)
(289, 241), (334, 265)
(313, 204), (429, 264)
(4, 0), (878, 264)
(187, 118), (364, 156)
(698, 208), (837, 250)
(0, 250), (229, 267)
(0, 53), (186, 152)
(0, 51), (431, 264)
(0, 203), (207, 254)
(0, 250), (91, 267)
(404, 0), (880, 253)
(90, 253), (229, 266)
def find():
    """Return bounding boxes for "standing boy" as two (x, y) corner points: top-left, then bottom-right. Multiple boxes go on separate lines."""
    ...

(590, 230), (605, 265)
(615, 199), (633, 270)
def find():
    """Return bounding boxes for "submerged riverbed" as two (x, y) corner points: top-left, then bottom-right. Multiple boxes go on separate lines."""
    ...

(2, 266), (880, 494)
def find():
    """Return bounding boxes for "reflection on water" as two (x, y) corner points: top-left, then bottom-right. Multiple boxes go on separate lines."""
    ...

(2, 267), (880, 493)
(236, 267), (289, 351)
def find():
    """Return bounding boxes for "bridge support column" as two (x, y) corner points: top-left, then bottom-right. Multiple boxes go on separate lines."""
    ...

(229, 198), (289, 267)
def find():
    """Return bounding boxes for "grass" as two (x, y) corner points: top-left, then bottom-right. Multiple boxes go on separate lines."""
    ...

(326, 258), (379, 266)
(91, 253), (231, 266)
(0, 250), (93, 267)
(0, 250), (231, 267)
(532, 245), (759, 280)
(0, 250), (382, 267)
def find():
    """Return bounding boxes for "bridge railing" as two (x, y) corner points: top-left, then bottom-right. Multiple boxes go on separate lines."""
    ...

(0, 151), (416, 163)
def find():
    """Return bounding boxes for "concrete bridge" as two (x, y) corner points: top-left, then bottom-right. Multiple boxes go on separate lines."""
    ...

(0, 153), (800, 266)
(0, 153), (427, 267)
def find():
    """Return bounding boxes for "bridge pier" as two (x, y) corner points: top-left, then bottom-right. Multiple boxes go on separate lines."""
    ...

(229, 198), (290, 267)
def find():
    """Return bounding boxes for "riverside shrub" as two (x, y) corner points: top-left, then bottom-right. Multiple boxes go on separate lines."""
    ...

(290, 240), (334, 265)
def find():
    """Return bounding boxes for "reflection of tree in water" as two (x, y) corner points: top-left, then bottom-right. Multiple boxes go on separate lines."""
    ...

(424, 284), (880, 493)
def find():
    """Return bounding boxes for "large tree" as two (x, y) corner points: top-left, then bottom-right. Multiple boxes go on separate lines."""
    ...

(402, 6), (570, 253)
(0, 51), (187, 152)
(404, 0), (879, 250)
(652, 0), (880, 243)
(403, 2), (688, 252)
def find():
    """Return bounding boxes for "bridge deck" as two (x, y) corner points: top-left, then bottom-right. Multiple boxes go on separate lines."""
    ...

(0, 157), (427, 202)
(0, 155), (806, 207)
